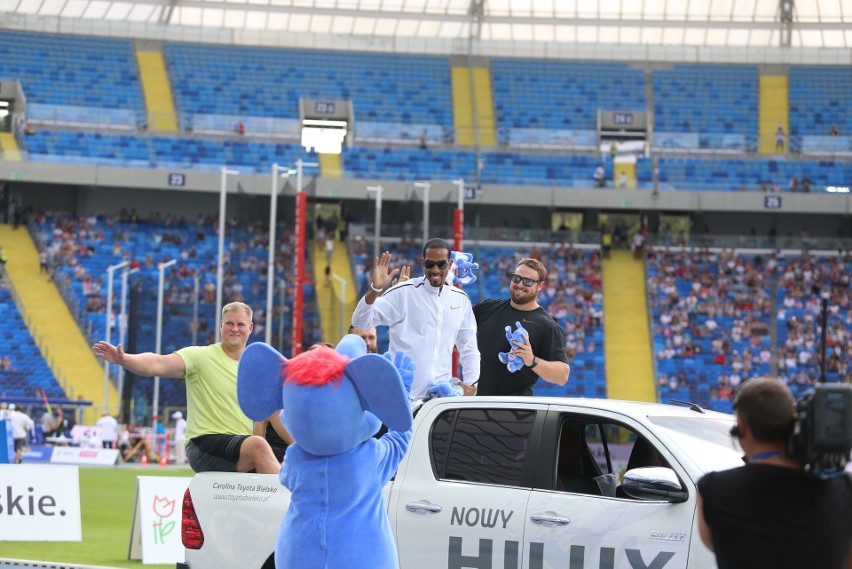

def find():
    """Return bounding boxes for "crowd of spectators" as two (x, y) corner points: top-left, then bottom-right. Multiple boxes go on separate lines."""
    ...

(647, 248), (776, 410)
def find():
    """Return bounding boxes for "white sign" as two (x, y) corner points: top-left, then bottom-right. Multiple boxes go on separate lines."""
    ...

(129, 476), (191, 564)
(51, 446), (120, 466)
(0, 465), (82, 541)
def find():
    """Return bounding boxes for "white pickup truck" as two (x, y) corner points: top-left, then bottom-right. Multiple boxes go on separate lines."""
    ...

(178, 396), (742, 569)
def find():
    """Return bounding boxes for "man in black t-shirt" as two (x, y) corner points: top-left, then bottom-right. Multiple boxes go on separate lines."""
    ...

(697, 378), (852, 569)
(473, 258), (570, 396)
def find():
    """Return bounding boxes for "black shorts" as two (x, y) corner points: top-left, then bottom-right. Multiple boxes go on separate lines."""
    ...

(186, 434), (250, 473)
(14, 438), (25, 451)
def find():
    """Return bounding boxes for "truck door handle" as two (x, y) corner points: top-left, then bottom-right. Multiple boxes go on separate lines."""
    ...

(530, 514), (570, 526)
(406, 501), (443, 514)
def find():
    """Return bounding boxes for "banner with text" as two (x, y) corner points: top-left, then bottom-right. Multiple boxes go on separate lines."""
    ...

(50, 446), (120, 466)
(129, 476), (191, 564)
(0, 464), (82, 541)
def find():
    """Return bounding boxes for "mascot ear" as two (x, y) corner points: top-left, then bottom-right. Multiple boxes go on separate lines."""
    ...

(237, 342), (286, 421)
(345, 354), (413, 432)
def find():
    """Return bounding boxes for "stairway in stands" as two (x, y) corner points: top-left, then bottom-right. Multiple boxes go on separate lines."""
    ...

(0, 225), (117, 423)
(759, 73), (789, 154)
(311, 239), (357, 346)
(602, 249), (656, 402)
(0, 132), (21, 161)
(136, 41), (179, 133)
(451, 57), (497, 147)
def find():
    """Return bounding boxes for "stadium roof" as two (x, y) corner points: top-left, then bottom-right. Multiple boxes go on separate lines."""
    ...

(1, 0), (849, 50)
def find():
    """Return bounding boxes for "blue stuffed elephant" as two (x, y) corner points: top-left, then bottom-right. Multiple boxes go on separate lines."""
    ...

(497, 321), (529, 373)
(237, 335), (415, 569)
(449, 250), (479, 285)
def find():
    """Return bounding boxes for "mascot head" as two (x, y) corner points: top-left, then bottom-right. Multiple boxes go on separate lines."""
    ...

(238, 334), (412, 456)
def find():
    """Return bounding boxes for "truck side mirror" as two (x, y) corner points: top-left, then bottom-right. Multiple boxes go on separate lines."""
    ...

(621, 467), (688, 502)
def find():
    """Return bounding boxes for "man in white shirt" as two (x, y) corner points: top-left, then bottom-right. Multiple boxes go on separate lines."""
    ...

(96, 412), (119, 449)
(351, 238), (480, 400)
(172, 411), (187, 464)
(9, 404), (34, 464)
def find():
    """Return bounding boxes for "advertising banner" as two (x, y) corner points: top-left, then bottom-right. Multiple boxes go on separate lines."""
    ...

(128, 476), (191, 564)
(0, 464), (82, 541)
(50, 446), (120, 466)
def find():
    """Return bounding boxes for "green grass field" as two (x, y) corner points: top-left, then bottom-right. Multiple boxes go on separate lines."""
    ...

(0, 466), (194, 569)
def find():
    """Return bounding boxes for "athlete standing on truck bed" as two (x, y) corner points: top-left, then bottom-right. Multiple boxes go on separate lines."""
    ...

(93, 301), (280, 474)
(351, 238), (480, 400)
(474, 257), (571, 396)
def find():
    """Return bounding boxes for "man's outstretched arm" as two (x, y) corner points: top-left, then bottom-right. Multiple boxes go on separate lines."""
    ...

(93, 341), (187, 379)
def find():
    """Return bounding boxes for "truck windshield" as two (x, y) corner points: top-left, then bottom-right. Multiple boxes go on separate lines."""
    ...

(648, 415), (744, 474)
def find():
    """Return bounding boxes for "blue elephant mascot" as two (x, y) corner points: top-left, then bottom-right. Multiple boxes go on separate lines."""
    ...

(237, 335), (414, 569)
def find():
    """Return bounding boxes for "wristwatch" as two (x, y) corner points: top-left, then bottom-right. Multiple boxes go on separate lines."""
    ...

(529, 356), (539, 369)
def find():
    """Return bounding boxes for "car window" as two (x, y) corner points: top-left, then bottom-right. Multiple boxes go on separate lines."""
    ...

(430, 408), (536, 486)
(554, 416), (671, 498)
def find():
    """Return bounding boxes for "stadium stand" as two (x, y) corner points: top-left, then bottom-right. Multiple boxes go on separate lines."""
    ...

(789, 66), (852, 153)
(646, 248), (775, 412)
(165, 43), (452, 144)
(652, 64), (759, 151)
(0, 30), (145, 129)
(491, 59), (645, 148)
(31, 212), (321, 410)
(0, 284), (67, 401)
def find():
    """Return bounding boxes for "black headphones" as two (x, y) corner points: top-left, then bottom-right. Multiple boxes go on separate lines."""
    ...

(730, 425), (740, 438)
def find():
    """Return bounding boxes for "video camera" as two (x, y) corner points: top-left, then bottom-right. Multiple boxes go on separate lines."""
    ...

(790, 384), (852, 479)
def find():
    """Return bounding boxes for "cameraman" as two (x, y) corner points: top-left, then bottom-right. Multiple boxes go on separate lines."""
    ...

(697, 378), (852, 569)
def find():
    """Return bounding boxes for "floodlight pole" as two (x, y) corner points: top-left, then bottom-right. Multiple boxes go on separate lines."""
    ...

(153, 259), (176, 431)
(367, 186), (384, 260)
(267, 162), (290, 345)
(103, 261), (128, 414)
(117, 265), (138, 416)
(216, 166), (239, 341)
(414, 182), (431, 244)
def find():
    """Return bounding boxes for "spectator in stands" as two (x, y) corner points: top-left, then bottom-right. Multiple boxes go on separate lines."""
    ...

(92, 301), (280, 474)
(788, 176), (799, 193)
(96, 412), (119, 449)
(419, 129), (428, 150)
(236, 121), (245, 135)
(593, 164), (606, 188)
(473, 258), (571, 396)
(801, 177), (811, 193)
(0, 356), (11, 370)
(348, 324), (378, 354)
(829, 124), (840, 136)
(775, 123), (785, 152)
(351, 239), (480, 400)
(697, 378), (852, 569)
(0, 246), (8, 268)
(601, 228), (612, 259)
(9, 404), (34, 463)
(618, 171), (627, 189)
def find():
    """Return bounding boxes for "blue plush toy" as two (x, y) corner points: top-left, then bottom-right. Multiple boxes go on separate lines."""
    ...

(426, 378), (464, 399)
(448, 250), (479, 286)
(497, 321), (529, 373)
(237, 335), (415, 569)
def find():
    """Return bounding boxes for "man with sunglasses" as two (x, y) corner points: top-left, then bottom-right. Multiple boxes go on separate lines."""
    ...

(473, 258), (570, 396)
(351, 238), (480, 401)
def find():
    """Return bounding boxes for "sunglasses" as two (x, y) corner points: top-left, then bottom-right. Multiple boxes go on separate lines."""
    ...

(423, 259), (449, 270)
(510, 273), (541, 287)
